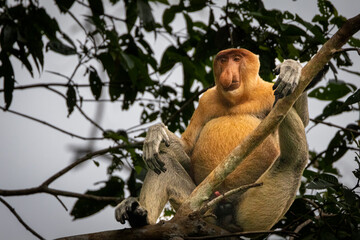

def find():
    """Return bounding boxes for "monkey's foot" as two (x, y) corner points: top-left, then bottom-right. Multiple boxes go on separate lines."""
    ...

(115, 197), (148, 228)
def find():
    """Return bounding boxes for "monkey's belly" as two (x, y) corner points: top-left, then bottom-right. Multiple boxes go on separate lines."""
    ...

(191, 114), (280, 190)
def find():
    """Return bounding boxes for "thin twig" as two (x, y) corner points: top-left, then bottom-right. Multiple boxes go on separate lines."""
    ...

(0, 82), (92, 92)
(0, 106), (104, 140)
(41, 143), (141, 187)
(334, 47), (360, 55)
(54, 195), (68, 211)
(0, 197), (45, 240)
(289, 219), (313, 240)
(305, 150), (326, 170)
(311, 118), (360, 134)
(45, 86), (105, 132)
(198, 182), (263, 215)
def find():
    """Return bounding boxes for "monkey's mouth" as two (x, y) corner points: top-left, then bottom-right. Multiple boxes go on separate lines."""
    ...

(224, 81), (240, 91)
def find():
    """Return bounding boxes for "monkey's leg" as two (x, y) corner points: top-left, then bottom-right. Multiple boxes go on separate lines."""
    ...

(116, 133), (195, 227)
(234, 108), (308, 231)
(140, 142), (196, 224)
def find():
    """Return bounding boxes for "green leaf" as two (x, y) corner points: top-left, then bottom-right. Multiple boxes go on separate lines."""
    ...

(349, 37), (360, 47)
(120, 51), (135, 70)
(66, 85), (77, 117)
(164, 207), (176, 217)
(308, 80), (353, 101)
(55, 0), (75, 13)
(88, 0), (104, 16)
(344, 89), (360, 106)
(162, 7), (176, 33)
(46, 40), (77, 55)
(315, 100), (352, 121)
(343, 188), (357, 206)
(125, 0), (138, 32)
(137, 0), (155, 31)
(307, 173), (339, 189)
(127, 169), (143, 197)
(0, 24), (17, 51)
(70, 177), (125, 219)
(159, 46), (182, 74)
(89, 67), (102, 100)
(1, 55), (15, 109)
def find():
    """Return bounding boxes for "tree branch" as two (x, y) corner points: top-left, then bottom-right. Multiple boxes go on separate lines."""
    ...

(0, 82), (92, 92)
(310, 118), (359, 134)
(198, 182), (263, 215)
(0, 106), (104, 140)
(0, 197), (45, 240)
(45, 86), (105, 132)
(178, 14), (360, 214)
(0, 143), (141, 200)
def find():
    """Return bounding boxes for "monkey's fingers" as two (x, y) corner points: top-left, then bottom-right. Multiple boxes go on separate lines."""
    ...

(282, 81), (297, 97)
(273, 94), (280, 106)
(160, 127), (171, 147)
(273, 65), (281, 75)
(153, 153), (167, 173)
(145, 159), (161, 175)
(121, 212), (129, 223)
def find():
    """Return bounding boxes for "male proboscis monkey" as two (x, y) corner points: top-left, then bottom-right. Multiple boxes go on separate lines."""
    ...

(115, 48), (309, 231)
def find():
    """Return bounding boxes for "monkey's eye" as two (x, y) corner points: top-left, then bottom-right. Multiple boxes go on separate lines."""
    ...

(219, 57), (227, 64)
(233, 56), (241, 62)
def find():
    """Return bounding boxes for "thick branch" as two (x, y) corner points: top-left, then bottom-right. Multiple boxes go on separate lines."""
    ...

(178, 14), (360, 213)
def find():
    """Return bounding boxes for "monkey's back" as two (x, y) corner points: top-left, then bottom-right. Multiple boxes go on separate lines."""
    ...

(190, 114), (279, 190)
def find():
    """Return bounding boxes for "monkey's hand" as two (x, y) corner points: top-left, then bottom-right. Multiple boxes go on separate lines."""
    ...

(142, 123), (170, 174)
(273, 59), (302, 103)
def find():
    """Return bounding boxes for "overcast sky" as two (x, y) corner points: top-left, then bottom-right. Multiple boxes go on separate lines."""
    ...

(0, 1), (359, 239)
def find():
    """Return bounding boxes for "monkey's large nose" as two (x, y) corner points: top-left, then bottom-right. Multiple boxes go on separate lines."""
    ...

(219, 69), (233, 89)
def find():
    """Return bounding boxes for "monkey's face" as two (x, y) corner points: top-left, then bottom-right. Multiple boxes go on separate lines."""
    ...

(214, 49), (260, 102)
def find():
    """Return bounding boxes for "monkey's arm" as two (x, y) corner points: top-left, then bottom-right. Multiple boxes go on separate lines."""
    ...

(143, 90), (214, 174)
(143, 123), (193, 174)
(142, 123), (171, 174)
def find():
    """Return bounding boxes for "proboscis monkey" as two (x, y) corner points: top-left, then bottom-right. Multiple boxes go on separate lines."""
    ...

(115, 48), (309, 231)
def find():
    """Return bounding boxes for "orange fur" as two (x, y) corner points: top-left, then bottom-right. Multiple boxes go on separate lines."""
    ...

(181, 48), (280, 190)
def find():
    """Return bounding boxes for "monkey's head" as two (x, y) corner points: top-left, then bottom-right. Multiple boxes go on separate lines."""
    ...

(214, 48), (260, 103)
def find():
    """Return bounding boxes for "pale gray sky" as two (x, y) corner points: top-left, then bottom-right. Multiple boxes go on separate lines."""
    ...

(0, 1), (359, 239)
